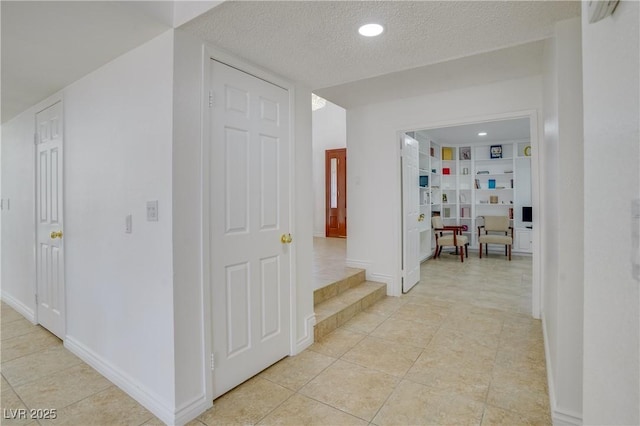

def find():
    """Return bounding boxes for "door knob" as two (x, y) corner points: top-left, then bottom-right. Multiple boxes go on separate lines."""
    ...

(418, 214), (425, 222)
(280, 233), (293, 244)
(50, 230), (63, 239)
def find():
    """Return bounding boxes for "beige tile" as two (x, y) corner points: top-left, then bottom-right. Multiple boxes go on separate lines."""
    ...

(373, 379), (485, 426)
(257, 393), (368, 426)
(300, 360), (399, 422)
(481, 404), (551, 425)
(409, 344), (495, 377)
(491, 365), (548, 394)
(494, 348), (546, 374)
(370, 317), (438, 348)
(404, 363), (492, 403)
(314, 315), (337, 341)
(0, 384), (31, 425)
(198, 377), (293, 425)
(15, 363), (112, 410)
(1, 328), (61, 363)
(342, 311), (387, 334)
(342, 336), (422, 377)
(487, 379), (550, 422)
(335, 301), (361, 327)
(260, 350), (335, 390)
(40, 386), (152, 426)
(1, 305), (25, 325)
(141, 416), (202, 425)
(429, 327), (500, 357)
(1, 346), (82, 387)
(391, 302), (450, 326)
(309, 328), (366, 358)
(1, 318), (40, 341)
(363, 297), (408, 317)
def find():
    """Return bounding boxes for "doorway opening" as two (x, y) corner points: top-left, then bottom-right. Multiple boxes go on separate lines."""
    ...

(400, 113), (539, 317)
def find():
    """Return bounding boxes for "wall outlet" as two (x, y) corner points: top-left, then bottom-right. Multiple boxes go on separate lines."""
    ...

(146, 201), (158, 222)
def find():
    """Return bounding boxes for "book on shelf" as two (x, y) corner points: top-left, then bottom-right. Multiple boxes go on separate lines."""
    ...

(442, 147), (453, 160)
(509, 208), (514, 219)
(488, 179), (496, 189)
(443, 207), (451, 218)
(461, 207), (470, 218)
(474, 179), (480, 189)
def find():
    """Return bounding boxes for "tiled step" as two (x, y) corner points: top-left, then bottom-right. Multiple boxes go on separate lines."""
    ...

(314, 273), (387, 341)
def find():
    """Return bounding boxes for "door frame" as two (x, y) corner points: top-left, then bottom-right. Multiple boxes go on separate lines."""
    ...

(201, 46), (298, 403)
(325, 148), (347, 238)
(395, 109), (541, 318)
(33, 95), (66, 336)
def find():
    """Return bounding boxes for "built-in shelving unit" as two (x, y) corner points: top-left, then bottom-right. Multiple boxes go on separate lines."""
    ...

(416, 137), (532, 256)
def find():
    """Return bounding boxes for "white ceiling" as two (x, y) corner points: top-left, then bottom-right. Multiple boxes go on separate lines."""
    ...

(2, 1), (580, 123)
(182, 1), (580, 90)
(417, 117), (531, 145)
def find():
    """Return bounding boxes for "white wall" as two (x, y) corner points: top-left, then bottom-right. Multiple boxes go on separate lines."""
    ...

(1, 107), (39, 320)
(63, 30), (176, 417)
(1, 31), (179, 422)
(346, 76), (543, 294)
(171, 29), (209, 421)
(541, 17), (584, 424)
(312, 101), (346, 237)
(582, 2), (640, 424)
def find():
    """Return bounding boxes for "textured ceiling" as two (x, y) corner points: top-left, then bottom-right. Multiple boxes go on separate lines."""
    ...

(181, 1), (580, 91)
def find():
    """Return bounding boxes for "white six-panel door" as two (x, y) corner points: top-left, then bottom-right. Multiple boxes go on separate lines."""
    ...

(35, 101), (65, 339)
(209, 60), (291, 398)
(402, 134), (420, 293)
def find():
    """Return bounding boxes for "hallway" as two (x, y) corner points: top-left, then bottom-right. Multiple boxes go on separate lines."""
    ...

(1, 253), (546, 425)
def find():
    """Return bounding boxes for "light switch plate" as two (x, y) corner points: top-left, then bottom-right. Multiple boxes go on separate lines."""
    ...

(125, 214), (132, 233)
(146, 201), (158, 222)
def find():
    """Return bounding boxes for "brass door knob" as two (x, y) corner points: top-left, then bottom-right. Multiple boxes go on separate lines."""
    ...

(50, 230), (63, 239)
(280, 233), (293, 244)
(418, 214), (425, 222)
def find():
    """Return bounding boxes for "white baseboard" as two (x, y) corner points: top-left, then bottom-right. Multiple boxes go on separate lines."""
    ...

(174, 394), (212, 426)
(65, 336), (183, 425)
(1, 291), (35, 323)
(345, 258), (371, 270)
(541, 314), (582, 426)
(367, 273), (394, 296)
(295, 313), (316, 354)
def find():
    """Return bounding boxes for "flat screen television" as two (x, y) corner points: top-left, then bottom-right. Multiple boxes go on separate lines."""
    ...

(522, 206), (532, 223)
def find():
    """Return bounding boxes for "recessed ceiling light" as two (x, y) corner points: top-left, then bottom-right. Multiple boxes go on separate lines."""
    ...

(478, 132), (488, 136)
(358, 23), (384, 37)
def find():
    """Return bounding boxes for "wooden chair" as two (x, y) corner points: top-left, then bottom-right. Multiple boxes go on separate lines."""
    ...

(432, 216), (469, 262)
(478, 216), (513, 260)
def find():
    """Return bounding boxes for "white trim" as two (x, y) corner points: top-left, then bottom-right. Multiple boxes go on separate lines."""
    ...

(345, 258), (371, 270)
(541, 314), (583, 426)
(174, 394), (212, 426)
(294, 313), (316, 354)
(367, 272), (395, 296)
(395, 109), (542, 317)
(201, 44), (298, 405)
(65, 337), (177, 425)
(1, 291), (36, 324)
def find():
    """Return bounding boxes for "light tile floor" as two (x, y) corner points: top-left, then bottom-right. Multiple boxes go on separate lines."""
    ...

(1, 248), (548, 425)
(312, 237), (362, 290)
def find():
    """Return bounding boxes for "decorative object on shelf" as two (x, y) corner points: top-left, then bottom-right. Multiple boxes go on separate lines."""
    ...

(462, 167), (469, 175)
(442, 193), (448, 203)
(490, 195), (498, 204)
(524, 145), (531, 156)
(488, 179), (496, 189)
(460, 147), (471, 160)
(475, 179), (480, 189)
(443, 167), (450, 175)
(430, 146), (435, 157)
(419, 175), (428, 187)
(443, 207), (451, 218)
(477, 170), (489, 174)
(490, 145), (503, 159)
(459, 193), (467, 203)
(442, 147), (453, 160)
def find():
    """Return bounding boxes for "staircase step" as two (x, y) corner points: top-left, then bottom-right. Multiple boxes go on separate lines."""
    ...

(313, 269), (366, 306)
(314, 281), (386, 341)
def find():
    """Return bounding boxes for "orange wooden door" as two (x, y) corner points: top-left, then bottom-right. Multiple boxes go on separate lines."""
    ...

(325, 148), (347, 238)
